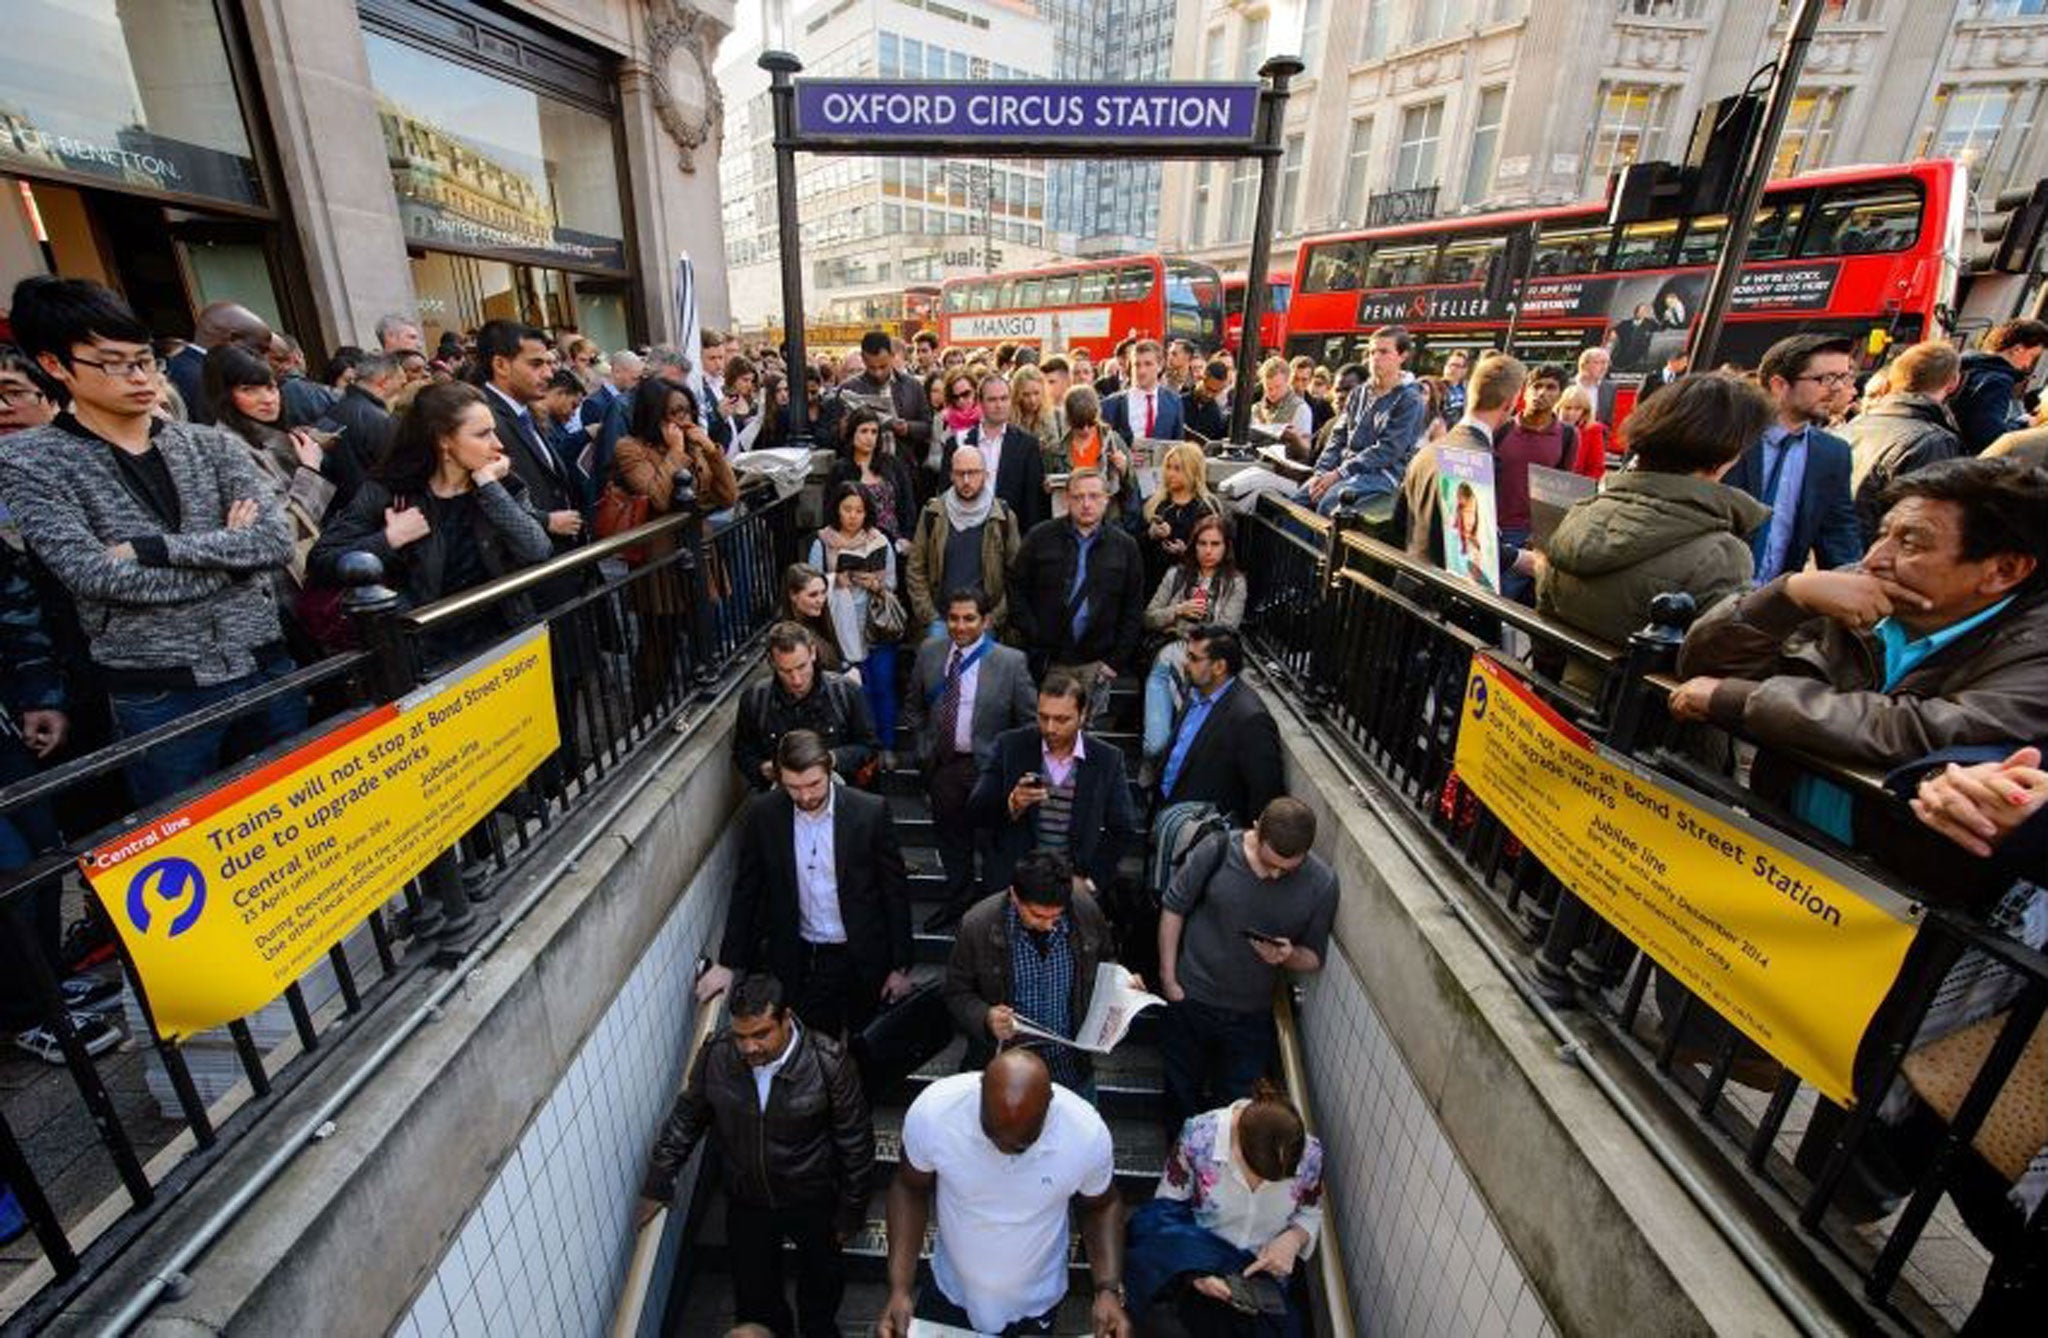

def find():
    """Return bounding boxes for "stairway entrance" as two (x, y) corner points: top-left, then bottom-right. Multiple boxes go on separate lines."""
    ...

(662, 685), (1166, 1333)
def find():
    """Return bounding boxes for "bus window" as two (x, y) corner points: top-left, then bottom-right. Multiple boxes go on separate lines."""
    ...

(1302, 241), (1366, 293)
(943, 287), (967, 314)
(1747, 200), (1805, 260)
(1042, 274), (1077, 306)
(1166, 261), (1224, 348)
(969, 283), (993, 313)
(997, 280), (1017, 309)
(1802, 184), (1921, 256)
(1268, 282), (1291, 314)
(1116, 265), (1156, 302)
(1438, 234), (1505, 286)
(1223, 284), (1244, 318)
(1611, 220), (1679, 271)
(1530, 223), (1610, 277)
(1018, 276), (1045, 307)
(1363, 241), (1437, 289)
(1077, 269), (1112, 304)
(1675, 214), (1727, 267)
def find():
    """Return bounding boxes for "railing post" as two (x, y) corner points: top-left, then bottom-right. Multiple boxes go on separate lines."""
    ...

(1531, 592), (1696, 1002)
(339, 553), (489, 961)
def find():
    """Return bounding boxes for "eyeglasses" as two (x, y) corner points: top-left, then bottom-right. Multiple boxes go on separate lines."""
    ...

(0, 386), (48, 408)
(950, 389), (975, 401)
(1794, 371), (1856, 388)
(70, 352), (159, 380)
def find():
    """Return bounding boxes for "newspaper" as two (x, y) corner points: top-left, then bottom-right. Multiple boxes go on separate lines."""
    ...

(1012, 963), (1163, 1054)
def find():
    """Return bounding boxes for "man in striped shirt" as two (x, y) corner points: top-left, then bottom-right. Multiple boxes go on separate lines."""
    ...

(972, 670), (1137, 899)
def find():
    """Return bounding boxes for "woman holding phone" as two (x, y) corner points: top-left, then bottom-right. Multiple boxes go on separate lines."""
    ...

(1140, 513), (1244, 765)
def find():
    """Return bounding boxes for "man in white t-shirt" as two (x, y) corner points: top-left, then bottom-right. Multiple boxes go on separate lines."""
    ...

(878, 1050), (1131, 1336)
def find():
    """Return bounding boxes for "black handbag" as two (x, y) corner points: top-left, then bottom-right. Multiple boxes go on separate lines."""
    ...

(850, 981), (952, 1089)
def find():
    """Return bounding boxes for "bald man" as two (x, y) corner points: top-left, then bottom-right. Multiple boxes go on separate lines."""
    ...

(166, 300), (273, 424)
(880, 1050), (1129, 1336)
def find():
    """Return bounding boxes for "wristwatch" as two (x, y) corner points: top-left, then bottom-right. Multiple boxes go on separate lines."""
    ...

(1095, 1280), (1127, 1307)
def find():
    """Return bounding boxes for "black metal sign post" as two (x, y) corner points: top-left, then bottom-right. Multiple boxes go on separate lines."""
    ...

(757, 57), (1302, 448)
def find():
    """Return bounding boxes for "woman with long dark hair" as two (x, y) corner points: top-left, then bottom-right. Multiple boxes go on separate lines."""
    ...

(776, 562), (849, 674)
(611, 377), (738, 709)
(1140, 513), (1244, 763)
(831, 405), (918, 542)
(309, 381), (552, 663)
(809, 481), (898, 745)
(205, 345), (350, 655)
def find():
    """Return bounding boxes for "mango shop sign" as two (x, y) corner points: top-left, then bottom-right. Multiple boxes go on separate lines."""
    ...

(794, 80), (1262, 145)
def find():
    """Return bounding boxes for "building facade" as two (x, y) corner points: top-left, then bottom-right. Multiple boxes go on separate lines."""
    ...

(718, 0), (1064, 332)
(0, 0), (735, 359)
(1158, 0), (2048, 276)
(1040, 0), (1183, 256)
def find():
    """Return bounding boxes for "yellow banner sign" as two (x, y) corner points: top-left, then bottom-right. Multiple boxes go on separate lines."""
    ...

(1453, 655), (1919, 1105)
(82, 629), (559, 1041)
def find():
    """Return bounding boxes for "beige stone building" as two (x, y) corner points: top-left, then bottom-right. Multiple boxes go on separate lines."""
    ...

(0, 0), (736, 360)
(1158, 0), (2048, 274)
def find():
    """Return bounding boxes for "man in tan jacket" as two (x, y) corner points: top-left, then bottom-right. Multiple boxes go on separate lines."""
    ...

(906, 444), (1022, 637)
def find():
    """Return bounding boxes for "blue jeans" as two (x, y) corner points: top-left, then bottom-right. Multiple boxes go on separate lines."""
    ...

(109, 653), (308, 809)
(857, 641), (899, 748)
(1143, 648), (1184, 759)
(1160, 996), (1276, 1131)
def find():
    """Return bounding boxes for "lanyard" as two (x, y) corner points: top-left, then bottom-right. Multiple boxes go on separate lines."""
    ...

(926, 636), (994, 705)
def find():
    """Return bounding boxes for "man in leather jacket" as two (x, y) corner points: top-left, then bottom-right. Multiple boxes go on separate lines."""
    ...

(733, 622), (880, 789)
(637, 973), (874, 1337)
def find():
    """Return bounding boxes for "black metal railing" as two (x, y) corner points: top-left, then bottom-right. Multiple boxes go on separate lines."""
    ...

(1239, 493), (2047, 1331)
(0, 487), (801, 1321)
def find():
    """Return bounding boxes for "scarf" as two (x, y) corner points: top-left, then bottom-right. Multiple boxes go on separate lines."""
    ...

(942, 401), (982, 435)
(818, 523), (888, 565)
(942, 481), (996, 532)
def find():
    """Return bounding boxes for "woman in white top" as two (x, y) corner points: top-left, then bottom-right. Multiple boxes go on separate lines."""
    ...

(1126, 1082), (1324, 1333)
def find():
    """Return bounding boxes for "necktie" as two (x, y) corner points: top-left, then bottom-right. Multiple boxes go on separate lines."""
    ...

(1067, 533), (1094, 645)
(936, 647), (964, 754)
(1142, 391), (1155, 438)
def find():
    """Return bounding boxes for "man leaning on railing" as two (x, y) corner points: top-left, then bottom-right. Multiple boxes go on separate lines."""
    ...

(1668, 456), (2048, 850)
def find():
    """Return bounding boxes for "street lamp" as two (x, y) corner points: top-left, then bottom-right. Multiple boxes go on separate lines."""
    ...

(762, 0), (789, 55)
(1261, 0), (1307, 65)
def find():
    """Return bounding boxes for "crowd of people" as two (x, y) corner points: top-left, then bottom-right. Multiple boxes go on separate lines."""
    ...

(5, 258), (2048, 1327)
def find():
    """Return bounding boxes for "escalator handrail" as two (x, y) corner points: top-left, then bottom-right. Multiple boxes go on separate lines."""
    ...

(611, 960), (723, 1338)
(1274, 983), (1358, 1338)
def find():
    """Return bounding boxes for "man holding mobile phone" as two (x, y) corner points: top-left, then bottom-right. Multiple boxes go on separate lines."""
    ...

(970, 671), (1137, 900)
(1156, 797), (1338, 1130)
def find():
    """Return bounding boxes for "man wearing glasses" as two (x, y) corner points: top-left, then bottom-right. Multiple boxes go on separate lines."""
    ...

(0, 277), (301, 807)
(1723, 334), (1863, 585)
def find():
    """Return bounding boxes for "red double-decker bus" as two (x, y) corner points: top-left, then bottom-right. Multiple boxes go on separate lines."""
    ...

(1222, 269), (1293, 354)
(939, 255), (1226, 359)
(1286, 160), (1967, 394)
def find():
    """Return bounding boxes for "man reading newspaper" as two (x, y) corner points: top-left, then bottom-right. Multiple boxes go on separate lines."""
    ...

(942, 849), (1155, 1103)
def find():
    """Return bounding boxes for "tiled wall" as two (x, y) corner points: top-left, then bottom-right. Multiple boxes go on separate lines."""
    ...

(394, 837), (733, 1338)
(1299, 943), (1557, 1338)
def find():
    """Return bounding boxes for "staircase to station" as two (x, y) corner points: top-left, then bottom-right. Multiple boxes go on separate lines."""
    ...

(662, 687), (1173, 1334)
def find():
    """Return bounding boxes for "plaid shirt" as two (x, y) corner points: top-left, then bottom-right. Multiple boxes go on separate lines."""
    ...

(1007, 900), (1086, 1088)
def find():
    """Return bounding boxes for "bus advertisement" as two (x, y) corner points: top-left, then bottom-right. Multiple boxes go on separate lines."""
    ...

(940, 255), (1226, 358)
(1286, 159), (1967, 392)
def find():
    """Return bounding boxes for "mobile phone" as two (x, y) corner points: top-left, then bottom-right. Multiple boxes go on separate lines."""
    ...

(1018, 771), (1042, 789)
(1240, 928), (1284, 946)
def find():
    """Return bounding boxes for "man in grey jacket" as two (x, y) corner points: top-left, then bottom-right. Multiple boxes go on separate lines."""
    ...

(0, 277), (301, 807)
(901, 588), (1036, 928)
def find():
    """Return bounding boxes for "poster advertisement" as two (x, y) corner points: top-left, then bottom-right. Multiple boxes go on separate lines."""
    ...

(1528, 464), (1598, 549)
(82, 629), (560, 1040)
(1436, 446), (1500, 593)
(1453, 655), (1919, 1104)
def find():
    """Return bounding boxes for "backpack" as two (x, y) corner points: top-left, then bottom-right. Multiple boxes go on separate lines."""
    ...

(1150, 802), (1229, 908)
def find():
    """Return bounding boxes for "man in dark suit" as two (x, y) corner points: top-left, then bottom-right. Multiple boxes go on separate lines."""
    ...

(959, 373), (1047, 530)
(699, 730), (915, 1038)
(1153, 626), (1282, 824)
(1723, 334), (1863, 584)
(901, 589), (1037, 927)
(475, 320), (587, 619)
(970, 670), (1138, 898)
(1101, 339), (1185, 446)
(317, 351), (403, 501)
(166, 300), (272, 424)
(1007, 468), (1148, 691)
(1636, 351), (1689, 406)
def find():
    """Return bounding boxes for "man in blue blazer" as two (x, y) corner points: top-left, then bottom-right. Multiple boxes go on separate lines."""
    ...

(1101, 339), (1186, 446)
(1724, 334), (1864, 584)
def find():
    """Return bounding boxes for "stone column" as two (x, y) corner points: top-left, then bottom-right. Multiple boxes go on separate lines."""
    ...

(236, 0), (417, 349)
(621, 0), (736, 341)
